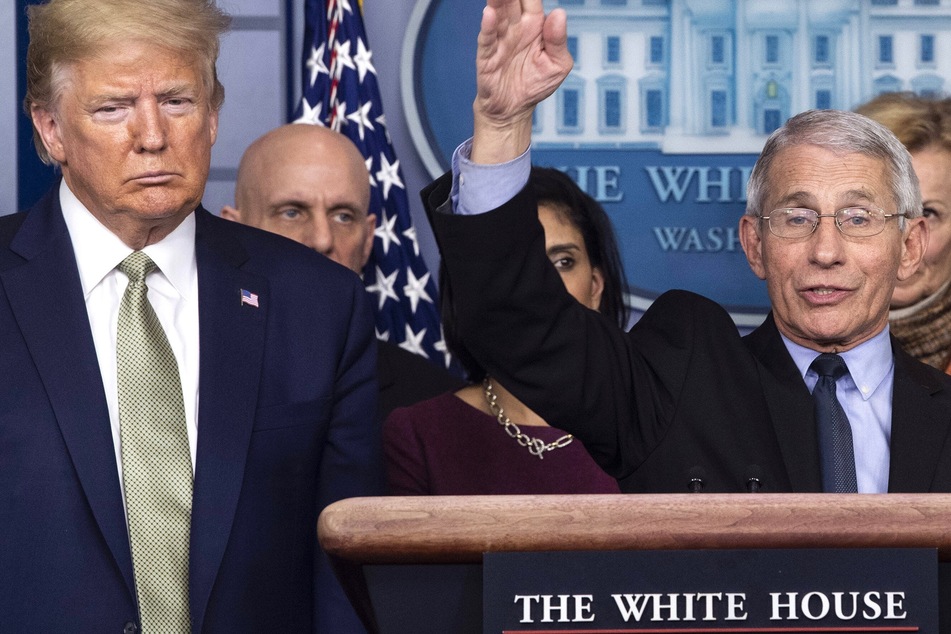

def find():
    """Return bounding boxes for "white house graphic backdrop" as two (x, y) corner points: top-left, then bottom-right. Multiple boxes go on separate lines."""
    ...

(405, 0), (951, 323)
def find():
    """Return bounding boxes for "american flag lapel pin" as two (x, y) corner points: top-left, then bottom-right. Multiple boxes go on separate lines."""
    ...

(240, 288), (259, 308)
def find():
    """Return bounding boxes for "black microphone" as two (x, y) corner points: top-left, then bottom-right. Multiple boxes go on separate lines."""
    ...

(745, 465), (763, 493)
(687, 466), (706, 493)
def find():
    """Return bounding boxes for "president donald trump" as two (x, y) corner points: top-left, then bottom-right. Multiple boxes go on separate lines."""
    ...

(0, 0), (380, 632)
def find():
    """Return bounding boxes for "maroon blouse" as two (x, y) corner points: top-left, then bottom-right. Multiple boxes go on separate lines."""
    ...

(384, 392), (620, 495)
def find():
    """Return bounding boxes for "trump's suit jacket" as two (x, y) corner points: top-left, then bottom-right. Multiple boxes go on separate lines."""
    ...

(0, 187), (381, 633)
(423, 173), (951, 494)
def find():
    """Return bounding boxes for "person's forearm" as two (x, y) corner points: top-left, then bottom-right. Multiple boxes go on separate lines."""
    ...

(470, 109), (533, 165)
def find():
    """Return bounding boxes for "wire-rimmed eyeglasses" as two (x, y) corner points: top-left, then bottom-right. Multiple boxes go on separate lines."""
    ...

(758, 207), (906, 239)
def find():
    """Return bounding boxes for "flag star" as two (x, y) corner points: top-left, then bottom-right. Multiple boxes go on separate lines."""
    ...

(294, 98), (325, 126)
(375, 154), (404, 200)
(365, 156), (377, 188)
(339, 0), (354, 14)
(375, 113), (392, 144)
(331, 100), (348, 131)
(353, 38), (377, 82)
(402, 269), (433, 314)
(402, 226), (420, 257)
(434, 328), (452, 368)
(365, 266), (399, 310)
(398, 324), (429, 359)
(334, 39), (355, 72)
(346, 101), (375, 141)
(375, 328), (390, 342)
(374, 212), (401, 255)
(306, 43), (328, 86)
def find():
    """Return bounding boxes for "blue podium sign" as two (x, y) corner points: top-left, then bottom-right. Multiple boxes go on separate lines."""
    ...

(483, 548), (938, 633)
(402, 0), (951, 324)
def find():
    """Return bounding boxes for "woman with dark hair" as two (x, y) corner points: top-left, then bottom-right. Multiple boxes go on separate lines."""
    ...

(384, 167), (628, 495)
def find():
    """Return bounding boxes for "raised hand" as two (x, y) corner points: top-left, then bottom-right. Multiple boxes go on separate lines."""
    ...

(471, 0), (572, 164)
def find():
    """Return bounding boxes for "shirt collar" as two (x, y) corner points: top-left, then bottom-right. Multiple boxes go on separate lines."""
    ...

(781, 325), (894, 401)
(59, 179), (197, 299)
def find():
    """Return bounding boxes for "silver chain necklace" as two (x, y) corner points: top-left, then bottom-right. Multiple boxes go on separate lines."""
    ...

(482, 377), (574, 459)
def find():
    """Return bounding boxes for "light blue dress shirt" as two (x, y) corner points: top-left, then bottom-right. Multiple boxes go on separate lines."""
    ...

(452, 138), (531, 215)
(782, 330), (893, 493)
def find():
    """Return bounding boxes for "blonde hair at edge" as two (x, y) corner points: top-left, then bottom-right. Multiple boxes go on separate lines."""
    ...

(856, 92), (951, 156)
(24, 0), (231, 165)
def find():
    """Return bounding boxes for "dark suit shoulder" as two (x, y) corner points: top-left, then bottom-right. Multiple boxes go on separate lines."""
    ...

(893, 337), (951, 395)
(377, 341), (465, 419)
(194, 208), (361, 287)
(0, 212), (28, 250)
(632, 289), (742, 354)
(1, 185), (65, 270)
(889, 337), (951, 492)
(0, 212), (29, 275)
(378, 341), (460, 386)
(644, 290), (735, 325)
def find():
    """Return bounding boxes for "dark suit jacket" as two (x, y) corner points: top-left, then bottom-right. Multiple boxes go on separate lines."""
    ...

(377, 340), (464, 421)
(0, 187), (382, 633)
(423, 173), (951, 494)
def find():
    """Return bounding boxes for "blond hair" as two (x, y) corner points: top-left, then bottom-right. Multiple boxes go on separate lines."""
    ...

(25, 0), (231, 164)
(856, 91), (951, 156)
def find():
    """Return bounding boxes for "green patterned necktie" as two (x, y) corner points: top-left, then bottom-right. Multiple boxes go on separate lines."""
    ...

(117, 251), (192, 633)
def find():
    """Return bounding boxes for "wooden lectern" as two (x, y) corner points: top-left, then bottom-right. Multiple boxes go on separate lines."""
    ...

(318, 494), (951, 633)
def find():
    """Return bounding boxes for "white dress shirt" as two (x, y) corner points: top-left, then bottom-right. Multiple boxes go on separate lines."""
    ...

(59, 180), (200, 485)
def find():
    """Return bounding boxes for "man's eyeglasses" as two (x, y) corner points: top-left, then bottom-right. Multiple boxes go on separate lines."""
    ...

(759, 207), (906, 239)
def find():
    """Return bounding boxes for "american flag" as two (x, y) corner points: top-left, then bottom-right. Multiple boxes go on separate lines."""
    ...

(240, 289), (259, 308)
(294, 0), (452, 369)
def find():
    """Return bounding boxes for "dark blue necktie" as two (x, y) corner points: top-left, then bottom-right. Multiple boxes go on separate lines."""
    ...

(811, 353), (858, 493)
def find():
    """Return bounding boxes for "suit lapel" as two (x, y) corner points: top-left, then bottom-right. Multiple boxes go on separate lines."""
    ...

(744, 314), (823, 492)
(888, 340), (951, 492)
(1, 191), (135, 595)
(188, 210), (267, 632)
(745, 321), (951, 492)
